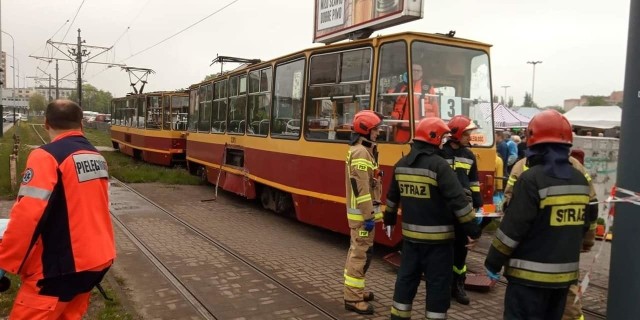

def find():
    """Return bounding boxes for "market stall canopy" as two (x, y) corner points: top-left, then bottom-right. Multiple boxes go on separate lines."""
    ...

(564, 106), (622, 129)
(479, 104), (531, 128)
(513, 107), (542, 119)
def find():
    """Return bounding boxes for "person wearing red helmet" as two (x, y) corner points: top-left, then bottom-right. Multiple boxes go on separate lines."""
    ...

(485, 110), (592, 320)
(439, 115), (482, 305)
(384, 117), (481, 320)
(343, 109), (384, 315)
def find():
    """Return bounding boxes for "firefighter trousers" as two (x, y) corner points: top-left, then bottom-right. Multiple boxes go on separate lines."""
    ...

(9, 278), (91, 320)
(504, 282), (569, 320)
(344, 227), (374, 302)
(391, 241), (453, 320)
(452, 226), (468, 275)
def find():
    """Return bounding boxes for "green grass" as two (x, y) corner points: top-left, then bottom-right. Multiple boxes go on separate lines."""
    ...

(103, 151), (202, 184)
(84, 127), (114, 147)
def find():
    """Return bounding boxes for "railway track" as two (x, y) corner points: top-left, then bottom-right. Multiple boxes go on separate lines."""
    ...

(110, 178), (342, 320)
(467, 247), (608, 319)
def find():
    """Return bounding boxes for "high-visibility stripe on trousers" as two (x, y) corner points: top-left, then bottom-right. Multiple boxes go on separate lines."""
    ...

(391, 240), (453, 319)
(344, 227), (374, 302)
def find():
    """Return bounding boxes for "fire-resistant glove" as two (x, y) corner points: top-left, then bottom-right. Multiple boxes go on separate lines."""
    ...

(363, 219), (375, 232)
(486, 268), (501, 281)
(383, 208), (397, 226)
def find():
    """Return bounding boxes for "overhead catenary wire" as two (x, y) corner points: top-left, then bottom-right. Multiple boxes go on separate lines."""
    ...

(121, 0), (239, 62)
(86, 0), (239, 81)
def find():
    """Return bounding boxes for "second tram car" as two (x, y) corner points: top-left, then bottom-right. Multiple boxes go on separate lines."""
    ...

(182, 32), (496, 246)
(111, 91), (190, 166)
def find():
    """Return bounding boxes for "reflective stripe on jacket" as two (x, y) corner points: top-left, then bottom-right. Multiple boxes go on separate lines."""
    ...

(441, 142), (483, 209)
(486, 165), (590, 288)
(386, 142), (480, 244)
(345, 138), (382, 228)
(0, 131), (115, 279)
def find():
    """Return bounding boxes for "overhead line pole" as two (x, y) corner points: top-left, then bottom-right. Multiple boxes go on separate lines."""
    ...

(608, 0), (640, 318)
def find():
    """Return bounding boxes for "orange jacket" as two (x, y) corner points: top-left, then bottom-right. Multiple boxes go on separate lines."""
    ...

(391, 80), (439, 142)
(0, 131), (115, 279)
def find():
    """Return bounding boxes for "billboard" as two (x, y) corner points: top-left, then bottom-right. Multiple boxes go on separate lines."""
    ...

(313, 0), (423, 44)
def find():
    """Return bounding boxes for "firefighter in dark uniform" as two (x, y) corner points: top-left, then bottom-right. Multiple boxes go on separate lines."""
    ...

(384, 118), (482, 320)
(484, 110), (592, 320)
(344, 110), (384, 315)
(440, 115), (482, 305)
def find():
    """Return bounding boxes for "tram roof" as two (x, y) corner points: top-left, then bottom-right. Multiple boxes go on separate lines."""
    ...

(112, 90), (189, 100)
(188, 31), (492, 90)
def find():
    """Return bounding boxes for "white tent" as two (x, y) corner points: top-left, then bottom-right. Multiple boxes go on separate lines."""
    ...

(564, 106), (622, 129)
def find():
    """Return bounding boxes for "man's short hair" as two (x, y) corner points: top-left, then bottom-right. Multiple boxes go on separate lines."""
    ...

(46, 100), (83, 130)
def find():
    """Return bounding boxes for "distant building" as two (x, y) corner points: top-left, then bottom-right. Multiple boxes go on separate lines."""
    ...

(563, 91), (623, 111)
(34, 86), (76, 100)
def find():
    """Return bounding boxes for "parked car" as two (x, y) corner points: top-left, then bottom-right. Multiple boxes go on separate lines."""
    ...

(3, 114), (20, 123)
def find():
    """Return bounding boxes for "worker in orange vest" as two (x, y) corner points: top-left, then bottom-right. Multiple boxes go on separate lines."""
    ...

(0, 100), (115, 319)
(390, 64), (440, 143)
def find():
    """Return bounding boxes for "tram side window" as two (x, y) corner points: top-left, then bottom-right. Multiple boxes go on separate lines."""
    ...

(171, 95), (189, 131)
(162, 96), (171, 130)
(228, 75), (247, 134)
(211, 80), (227, 133)
(111, 101), (119, 125)
(198, 84), (213, 132)
(271, 59), (304, 138)
(305, 48), (372, 142)
(124, 99), (135, 128)
(248, 68), (272, 136)
(137, 97), (145, 129)
(188, 89), (199, 132)
(375, 41), (408, 143)
(147, 96), (162, 129)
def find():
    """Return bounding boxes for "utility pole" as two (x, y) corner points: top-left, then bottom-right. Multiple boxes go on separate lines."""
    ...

(75, 29), (84, 106)
(608, 0), (640, 319)
(501, 85), (510, 107)
(526, 61), (542, 105)
(55, 59), (59, 99)
(30, 29), (122, 108)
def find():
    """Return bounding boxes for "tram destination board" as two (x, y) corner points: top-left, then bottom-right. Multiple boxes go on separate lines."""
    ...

(313, 0), (423, 43)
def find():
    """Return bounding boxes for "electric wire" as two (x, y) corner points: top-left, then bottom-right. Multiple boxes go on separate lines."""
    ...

(86, 0), (239, 81)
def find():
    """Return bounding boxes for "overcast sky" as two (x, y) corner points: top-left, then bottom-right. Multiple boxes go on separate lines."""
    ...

(0, 0), (631, 108)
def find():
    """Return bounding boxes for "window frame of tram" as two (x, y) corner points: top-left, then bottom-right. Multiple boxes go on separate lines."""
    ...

(247, 67), (272, 137)
(271, 58), (305, 139)
(211, 79), (228, 133)
(188, 88), (199, 132)
(375, 40), (409, 143)
(171, 95), (190, 131)
(146, 96), (162, 130)
(305, 47), (373, 142)
(228, 74), (248, 135)
(137, 97), (145, 129)
(410, 40), (494, 147)
(198, 84), (213, 133)
(162, 95), (172, 130)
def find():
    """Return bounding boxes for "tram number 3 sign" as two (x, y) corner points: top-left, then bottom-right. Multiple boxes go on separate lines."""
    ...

(440, 96), (462, 121)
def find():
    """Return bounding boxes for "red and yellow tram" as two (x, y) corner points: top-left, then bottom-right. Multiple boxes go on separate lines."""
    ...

(110, 91), (190, 166)
(182, 31), (497, 246)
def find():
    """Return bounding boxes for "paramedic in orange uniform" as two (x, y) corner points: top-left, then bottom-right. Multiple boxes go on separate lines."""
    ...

(0, 100), (115, 319)
(391, 64), (440, 143)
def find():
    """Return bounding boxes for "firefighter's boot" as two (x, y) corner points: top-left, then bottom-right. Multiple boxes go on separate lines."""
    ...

(345, 301), (374, 315)
(452, 273), (470, 305)
(363, 291), (375, 302)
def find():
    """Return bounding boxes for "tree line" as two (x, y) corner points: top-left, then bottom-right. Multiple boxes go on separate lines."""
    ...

(28, 84), (113, 114)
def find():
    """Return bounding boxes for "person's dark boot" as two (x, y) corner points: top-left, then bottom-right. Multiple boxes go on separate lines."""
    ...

(345, 301), (374, 315)
(451, 273), (470, 305)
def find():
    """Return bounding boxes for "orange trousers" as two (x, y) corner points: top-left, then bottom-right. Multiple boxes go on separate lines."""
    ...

(8, 278), (91, 320)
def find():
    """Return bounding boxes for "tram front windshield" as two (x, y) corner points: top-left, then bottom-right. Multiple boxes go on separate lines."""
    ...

(376, 41), (493, 147)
